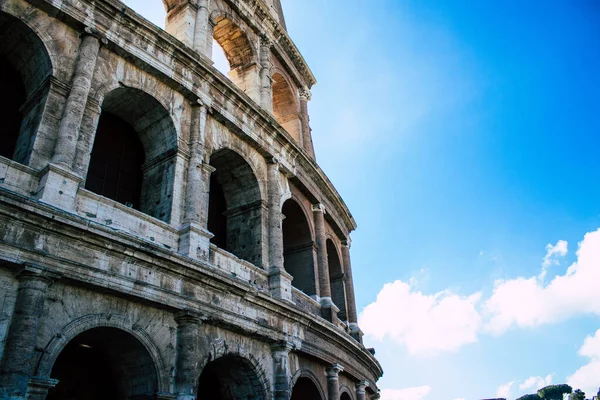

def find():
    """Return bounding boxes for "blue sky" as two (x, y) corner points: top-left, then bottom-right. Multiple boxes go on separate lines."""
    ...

(123, 1), (600, 399)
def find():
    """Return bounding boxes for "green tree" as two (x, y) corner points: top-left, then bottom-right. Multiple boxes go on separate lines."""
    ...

(516, 394), (541, 400)
(537, 384), (573, 400)
(569, 389), (585, 400)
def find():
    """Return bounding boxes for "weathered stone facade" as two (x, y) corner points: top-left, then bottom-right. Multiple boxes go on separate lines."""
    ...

(0, 0), (382, 399)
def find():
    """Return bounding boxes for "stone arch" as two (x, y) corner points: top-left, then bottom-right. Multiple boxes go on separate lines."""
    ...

(198, 352), (270, 400)
(85, 86), (178, 222)
(0, 10), (53, 164)
(282, 198), (317, 296)
(290, 369), (325, 400)
(210, 11), (260, 100)
(340, 385), (354, 400)
(327, 238), (348, 321)
(271, 70), (301, 143)
(208, 147), (265, 266)
(36, 313), (169, 394)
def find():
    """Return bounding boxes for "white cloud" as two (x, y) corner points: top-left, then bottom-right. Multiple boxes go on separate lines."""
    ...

(518, 375), (553, 392)
(381, 386), (431, 400)
(542, 240), (568, 268)
(496, 380), (515, 398)
(568, 329), (600, 396)
(359, 280), (481, 355)
(484, 228), (600, 335)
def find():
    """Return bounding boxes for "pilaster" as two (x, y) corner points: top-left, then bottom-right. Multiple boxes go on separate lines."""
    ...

(271, 341), (294, 400)
(356, 380), (369, 400)
(0, 265), (61, 399)
(174, 310), (203, 400)
(326, 363), (344, 400)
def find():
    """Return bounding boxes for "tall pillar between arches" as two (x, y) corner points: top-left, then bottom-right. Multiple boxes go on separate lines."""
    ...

(267, 160), (293, 301)
(313, 204), (339, 322)
(326, 363), (344, 400)
(0, 265), (60, 398)
(260, 35), (274, 113)
(193, 0), (211, 57)
(299, 88), (315, 158)
(271, 341), (294, 400)
(52, 28), (104, 169)
(179, 103), (214, 261)
(174, 311), (203, 400)
(341, 240), (362, 341)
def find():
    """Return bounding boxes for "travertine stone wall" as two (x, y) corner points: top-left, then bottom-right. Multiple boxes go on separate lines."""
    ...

(0, 0), (381, 398)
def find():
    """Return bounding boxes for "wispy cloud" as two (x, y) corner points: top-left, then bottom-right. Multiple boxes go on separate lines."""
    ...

(568, 329), (600, 396)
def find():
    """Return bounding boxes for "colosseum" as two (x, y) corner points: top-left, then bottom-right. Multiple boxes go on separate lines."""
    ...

(0, 0), (383, 399)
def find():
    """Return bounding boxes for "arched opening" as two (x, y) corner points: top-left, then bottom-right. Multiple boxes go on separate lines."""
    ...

(291, 377), (322, 400)
(0, 12), (52, 163)
(341, 392), (352, 400)
(272, 72), (301, 143)
(282, 199), (316, 296)
(197, 355), (266, 400)
(327, 239), (348, 321)
(207, 149), (263, 266)
(46, 327), (158, 400)
(212, 16), (260, 101)
(85, 87), (177, 222)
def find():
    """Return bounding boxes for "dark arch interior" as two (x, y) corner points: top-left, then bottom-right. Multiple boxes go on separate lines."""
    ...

(291, 377), (322, 400)
(47, 327), (158, 400)
(208, 149), (263, 266)
(341, 392), (352, 400)
(197, 355), (265, 400)
(327, 239), (347, 321)
(86, 88), (177, 222)
(282, 199), (316, 296)
(85, 113), (144, 209)
(0, 12), (52, 164)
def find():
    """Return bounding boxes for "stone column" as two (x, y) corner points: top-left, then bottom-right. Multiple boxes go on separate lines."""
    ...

(267, 160), (292, 301)
(313, 204), (338, 321)
(179, 103), (214, 261)
(52, 28), (104, 169)
(341, 240), (361, 340)
(0, 265), (60, 398)
(371, 390), (381, 400)
(271, 341), (294, 400)
(356, 381), (369, 400)
(259, 35), (273, 113)
(326, 363), (344, 400)
(299, 88), (315, 158)
(174, 311), (202, 400)
(193, 0), (211, 57)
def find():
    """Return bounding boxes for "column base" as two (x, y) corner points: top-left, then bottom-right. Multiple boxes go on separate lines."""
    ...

(34, 163), (83, 212)
(268, 268), (293, 302)
(319, 297), (340, 324)
(178, 222), (213, 261)
(349, 322), (364, 344)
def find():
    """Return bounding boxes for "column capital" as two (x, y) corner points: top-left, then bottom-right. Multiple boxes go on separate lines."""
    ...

(267, 157), (280, 167)
(356, 380), (369, 393)
(174, 310), (204, 326)
(260, 33), (274, 49)
(372, 390), (381, 400)
(270, 340), (295, 354)
(312, 203), (325, 213)
(82, 26), (108, 45)
(341, 239), (351, 248)
(200, 162), (216, 174)
(299, 87), (312, 101)
(326, 363), (344, 379)
(17, 264), (62, 285)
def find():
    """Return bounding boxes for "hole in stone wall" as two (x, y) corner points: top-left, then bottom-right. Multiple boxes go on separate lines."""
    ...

(0, 12), (52, 164)
(207, 149), (263, 267)
(291, 377), (323, 400)
(197, 355), (267, 400)
(327, 239), (348, 321)
(282, 199), (317, 296)
(86, 87), (177, 222)
(47, 327), (158, 400)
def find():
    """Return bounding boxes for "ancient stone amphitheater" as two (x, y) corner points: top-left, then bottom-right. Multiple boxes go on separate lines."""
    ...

(0, 0), (382, 399)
